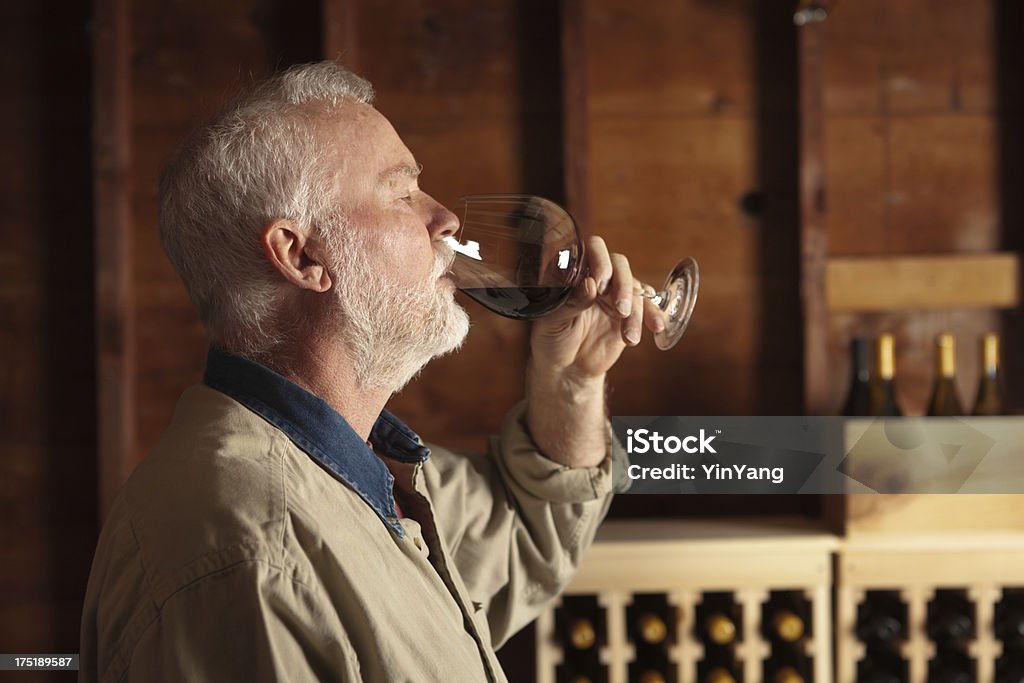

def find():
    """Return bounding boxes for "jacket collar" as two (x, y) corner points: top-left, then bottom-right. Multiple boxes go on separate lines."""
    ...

(202, 348), (430, 536)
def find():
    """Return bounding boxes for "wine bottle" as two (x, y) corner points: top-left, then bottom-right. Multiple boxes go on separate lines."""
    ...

(928, 650), (974, 683)
(995, 589), (1024, 649)
(973, 333), (1005, 415)
(568, 618), (596, 650)
(557, 595), (604, 662)
(763, 591), (811, 644)
(869, 334), (903, 416)
(927, 590), (974, 645)
(637, 613), (669, 645)
(559, 667), (601, 683)
(928, 334), (964, 416)
(856, 591), (907, 646)
(637, 671), (667, 683)
(703, 666), (737, 683)
(858, 650), (907, 683)
(698, 593), (740, 647)
(704, 611), (738, 646)
(996, 653), (1024, 683)
(628, 594), (674, 646)
(772, 665), (805, 683)
(842, 337), (872, 415)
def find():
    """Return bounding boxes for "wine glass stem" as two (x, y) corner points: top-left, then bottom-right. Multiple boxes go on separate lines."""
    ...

(638, 289), (665, 307)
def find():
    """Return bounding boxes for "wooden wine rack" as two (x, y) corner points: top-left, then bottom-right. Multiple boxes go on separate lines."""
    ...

(538, 520), (1024, 681)
(535, 519), (838, 683)
(835, 533), (1024, 683)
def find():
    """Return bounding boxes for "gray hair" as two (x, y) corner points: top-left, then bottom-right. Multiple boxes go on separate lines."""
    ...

(158, 61), (374, 360)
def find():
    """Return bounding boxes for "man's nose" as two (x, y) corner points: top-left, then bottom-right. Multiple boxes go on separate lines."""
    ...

(425, 195), (459, 240)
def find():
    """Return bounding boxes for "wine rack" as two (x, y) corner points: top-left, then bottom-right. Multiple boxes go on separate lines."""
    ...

(535, 519), (837, 683)
(835, 534), (1024, 682)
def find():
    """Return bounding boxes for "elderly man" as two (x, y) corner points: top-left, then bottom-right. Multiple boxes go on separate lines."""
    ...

(81, 61), (655, 682)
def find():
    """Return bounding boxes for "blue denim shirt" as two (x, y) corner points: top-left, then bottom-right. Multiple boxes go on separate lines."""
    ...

(203, 348), (429, 537)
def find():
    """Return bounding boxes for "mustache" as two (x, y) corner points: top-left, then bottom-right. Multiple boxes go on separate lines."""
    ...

(432, 242), (456, 278)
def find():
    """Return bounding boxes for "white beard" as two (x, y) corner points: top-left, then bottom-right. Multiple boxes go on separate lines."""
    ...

(330, 231), (470, 393)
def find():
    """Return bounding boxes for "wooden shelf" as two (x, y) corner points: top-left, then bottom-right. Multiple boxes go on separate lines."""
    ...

(826, 252), (1021, 312)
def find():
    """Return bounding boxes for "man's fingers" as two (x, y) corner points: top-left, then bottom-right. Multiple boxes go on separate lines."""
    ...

(586, 237), (613, 295)
(606, 253), (634, 319)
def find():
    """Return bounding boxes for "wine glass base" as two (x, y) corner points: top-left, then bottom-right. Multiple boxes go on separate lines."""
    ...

(653, 256), (699, 351)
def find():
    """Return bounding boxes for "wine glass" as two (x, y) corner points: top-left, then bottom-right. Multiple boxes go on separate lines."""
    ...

(444, 194), (699, 350)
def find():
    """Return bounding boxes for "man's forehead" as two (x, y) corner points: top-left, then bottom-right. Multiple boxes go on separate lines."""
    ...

(319, 102), (419, 185)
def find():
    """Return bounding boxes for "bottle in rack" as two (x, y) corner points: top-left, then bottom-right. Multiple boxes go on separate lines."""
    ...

(856, 591), (907, 646)
(996, 652), (1024, 683)
(928, 650), (975, 683)
(627, 594), (676, 683)
(702, 666), (737, 683)
(556, 595), (607, 683)
(995, 589), (1024, 650)
(927, 589), (975, 646)
(973, 333), (1005, 415)
(857, 649), (907, 683)
(697, 593), (740, 646)
(763, 592), (812, 682)
(627, 594), (675, 646)
(842, 336), (872, 416)
(927, 334), (964, 416)
(869, 334), (903, 416)
(763, 591), (811, 644)
(696, 593), (741, 683)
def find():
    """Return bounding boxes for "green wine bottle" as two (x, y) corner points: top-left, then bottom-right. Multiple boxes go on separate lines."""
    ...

(972, 333), (1004, 416)
(869, 334), (903, 416)
(842, 337), (871, 416)
(927, 334), (963, 416)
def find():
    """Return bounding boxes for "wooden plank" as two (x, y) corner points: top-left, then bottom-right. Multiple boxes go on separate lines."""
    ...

(887, 116), (999, 252)
(584, 0), (755, 117)
(798, 14), (831, 415)
(562, 0), (589, 229)
(824, 116), (887, 256)
(826, 253), (1020, 312)
(94, 0), (136, 518)
(822, 1), (886, 115)
(323, 0), (359, 67)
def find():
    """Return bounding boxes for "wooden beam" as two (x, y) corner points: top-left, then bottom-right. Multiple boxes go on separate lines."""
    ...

(323, 0), (360, 69)
(93, 0), (135, 519)
(561, 0), (590, 231)
(826, 252), (1021, 311)
(798, 13), (830, 415)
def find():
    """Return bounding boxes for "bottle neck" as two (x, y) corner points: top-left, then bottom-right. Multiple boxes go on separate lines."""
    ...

(936, 335), (956, 379)
(876, 336), (895, 380)
(851, 338), (870, 382)
(983, 334), (999, 377)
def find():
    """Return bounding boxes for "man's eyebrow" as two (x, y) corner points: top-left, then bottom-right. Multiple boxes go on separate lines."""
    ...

(378, 163), (423, 186)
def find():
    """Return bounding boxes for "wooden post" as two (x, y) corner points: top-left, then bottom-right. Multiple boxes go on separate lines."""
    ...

(93, 0), (135, 518)
(797, 7), (830, 416)
(561, 0), (590, 230)
(323, 0), (360, 68)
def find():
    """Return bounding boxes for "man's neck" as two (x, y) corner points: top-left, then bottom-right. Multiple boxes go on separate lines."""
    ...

(268, 343), (391, 442)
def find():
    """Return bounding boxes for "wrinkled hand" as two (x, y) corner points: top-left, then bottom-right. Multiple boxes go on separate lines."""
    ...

(525, 237), (663, 467)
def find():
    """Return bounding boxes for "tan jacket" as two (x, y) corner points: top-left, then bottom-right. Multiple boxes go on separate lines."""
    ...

(80, 381), (613, 682)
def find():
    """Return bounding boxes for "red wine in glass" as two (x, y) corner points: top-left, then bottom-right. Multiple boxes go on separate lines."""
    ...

(446, 194), (698, 350)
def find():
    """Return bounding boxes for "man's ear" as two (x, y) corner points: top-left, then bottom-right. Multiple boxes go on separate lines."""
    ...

(261, 219), (333, 293)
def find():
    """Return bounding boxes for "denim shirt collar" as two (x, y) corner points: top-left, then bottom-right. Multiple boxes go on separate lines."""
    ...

(202, 348), (430, 537)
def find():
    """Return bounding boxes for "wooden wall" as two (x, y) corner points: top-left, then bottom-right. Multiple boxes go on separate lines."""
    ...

(1, 0), (1021, 671)
(0, 2), (98, 670)
(820, 0), (1012, 417)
